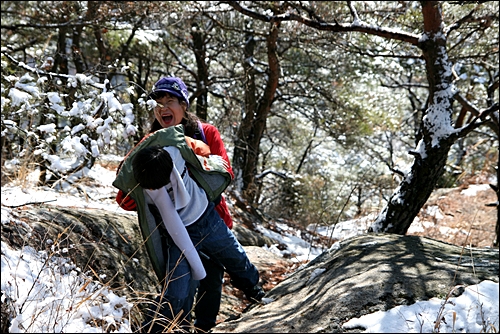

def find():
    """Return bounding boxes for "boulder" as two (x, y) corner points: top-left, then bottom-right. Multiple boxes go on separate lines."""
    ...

(1, 206), (158, 296)
(1, 205), (160, 331)
(213, 233), (499, 333)
(232, 223), (276, 247)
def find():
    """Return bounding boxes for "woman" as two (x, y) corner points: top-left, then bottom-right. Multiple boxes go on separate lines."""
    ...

(117, 77), (264, 332)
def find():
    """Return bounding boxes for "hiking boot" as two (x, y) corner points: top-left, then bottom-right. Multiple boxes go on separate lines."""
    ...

(243, 285), (265, 303)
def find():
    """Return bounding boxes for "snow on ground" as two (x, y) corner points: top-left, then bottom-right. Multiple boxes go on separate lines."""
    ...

(307, 213), (376, 241)
(1, 162), (498, 333)
(460, 184), (492, 197)
(343, 280), (498, 333)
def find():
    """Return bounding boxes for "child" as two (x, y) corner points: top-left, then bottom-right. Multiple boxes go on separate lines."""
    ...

(133, 144), (263, 333)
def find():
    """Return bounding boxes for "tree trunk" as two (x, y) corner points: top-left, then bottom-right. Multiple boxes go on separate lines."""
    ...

(370, 1), (456, 234)
(191, 22), (210, 121)
(233, 22), (280, 204)
(52, 25), (69, 75)
(232, 28), (256, 195)
(496, 150), (499, 247)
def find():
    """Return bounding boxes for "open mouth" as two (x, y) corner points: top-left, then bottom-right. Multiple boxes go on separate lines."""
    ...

(162, 115), (173, 123)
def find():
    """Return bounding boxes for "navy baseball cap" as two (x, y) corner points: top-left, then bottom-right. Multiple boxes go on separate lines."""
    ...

(148, 77), (190, 108)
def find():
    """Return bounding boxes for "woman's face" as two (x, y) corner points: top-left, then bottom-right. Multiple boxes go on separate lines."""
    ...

(153, 93), (186, 128)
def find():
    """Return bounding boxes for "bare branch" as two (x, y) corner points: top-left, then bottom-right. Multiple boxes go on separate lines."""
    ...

(1, 21), (93, 30)
(454, 101), (500, 137)
(346, 1), (360, 23)
(162, 41), (196, 77)
(255, 170), (287, 180)
(225, 1), (421, 45)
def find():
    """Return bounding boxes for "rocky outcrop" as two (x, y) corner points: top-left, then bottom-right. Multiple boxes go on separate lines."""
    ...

(3, 206), (498, 334)
(1, 205), (278, 289)
(232, 223), (276, 247)
(2, 206), (158, 295)
(214, 234), (499, 333)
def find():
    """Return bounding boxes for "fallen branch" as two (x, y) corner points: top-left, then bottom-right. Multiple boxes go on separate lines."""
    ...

(3, 199), (57, 208)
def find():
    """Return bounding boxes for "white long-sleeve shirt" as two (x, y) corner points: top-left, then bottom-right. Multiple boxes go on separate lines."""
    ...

(143, 146), (208, 280)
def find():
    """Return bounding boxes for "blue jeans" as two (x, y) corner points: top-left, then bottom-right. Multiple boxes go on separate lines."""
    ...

(142, 202), (259, 332)
(192, 256), (224, 332)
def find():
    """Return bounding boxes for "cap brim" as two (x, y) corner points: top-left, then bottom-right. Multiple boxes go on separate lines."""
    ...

(148, 89), (182, 100)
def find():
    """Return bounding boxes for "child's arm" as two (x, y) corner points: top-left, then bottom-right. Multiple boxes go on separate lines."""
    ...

(144, 187), (206, 281)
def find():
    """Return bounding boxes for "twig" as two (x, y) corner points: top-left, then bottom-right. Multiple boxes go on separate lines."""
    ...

(3, 199), (57, 208)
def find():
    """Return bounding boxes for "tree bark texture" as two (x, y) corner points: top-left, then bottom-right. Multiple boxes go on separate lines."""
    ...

(192, 22), (210, 121)
(232, 22), (280, 204)
(371, 1), (456, 234)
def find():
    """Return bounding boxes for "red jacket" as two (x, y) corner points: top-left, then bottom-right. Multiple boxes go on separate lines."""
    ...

(201, 123), (234, 229)
(115, 122), (234, 229)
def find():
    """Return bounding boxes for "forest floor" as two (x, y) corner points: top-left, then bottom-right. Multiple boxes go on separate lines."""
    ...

(408, 174), (497, 248)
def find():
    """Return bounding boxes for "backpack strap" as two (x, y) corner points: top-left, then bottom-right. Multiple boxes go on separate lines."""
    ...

(196, 120), (207, 144)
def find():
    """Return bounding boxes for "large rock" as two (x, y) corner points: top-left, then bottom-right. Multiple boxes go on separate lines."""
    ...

(214, 233), (499, 333)
(2, 205), (163, 331)
(1, 205), (281, 293)
(2, 206), (158, 296)
(232, 223), (276, 247)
